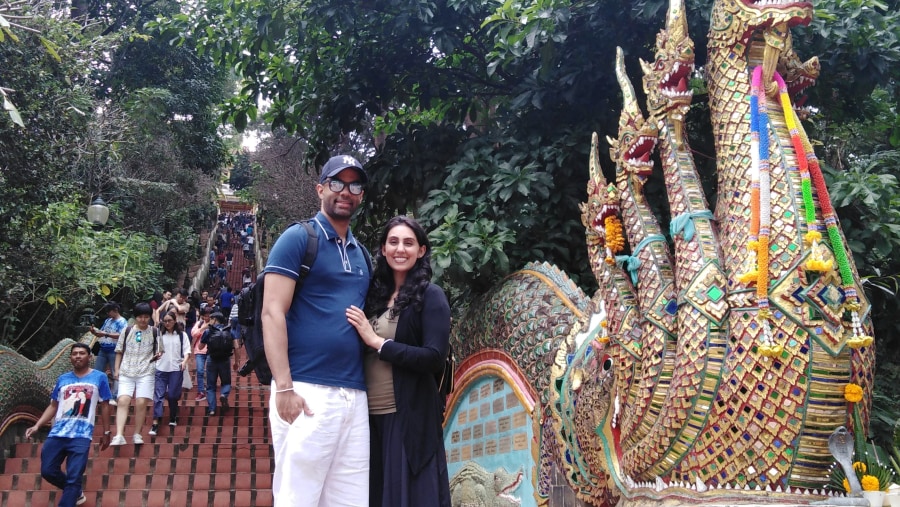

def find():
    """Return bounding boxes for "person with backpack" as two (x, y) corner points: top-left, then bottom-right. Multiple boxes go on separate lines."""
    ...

(148, 311), (192, 437)
(202, 312), (235, 416)
(346, 216), (452, 507)
(110, 303), (162, 446)
(261, 154), (372, 506)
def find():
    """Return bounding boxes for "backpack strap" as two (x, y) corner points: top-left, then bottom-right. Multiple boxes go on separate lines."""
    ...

(297, 221), (318, 289)
(121, 325), (133, 354)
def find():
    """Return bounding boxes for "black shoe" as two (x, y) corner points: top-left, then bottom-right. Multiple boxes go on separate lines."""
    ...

(148, 423), (159, 436)
(220, 395), (229, 411)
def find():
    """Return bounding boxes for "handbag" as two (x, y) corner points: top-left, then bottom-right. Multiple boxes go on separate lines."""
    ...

(91, 340), (101, 356)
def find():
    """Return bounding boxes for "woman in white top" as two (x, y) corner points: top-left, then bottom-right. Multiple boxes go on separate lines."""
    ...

(148, 311), (192, 437)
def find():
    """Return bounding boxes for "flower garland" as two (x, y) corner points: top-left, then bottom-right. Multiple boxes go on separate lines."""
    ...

(600, 183), (625, 265)
(746, 66), (873, 355)
(745, 66), (778, 357)
(605, 216), (625, 263)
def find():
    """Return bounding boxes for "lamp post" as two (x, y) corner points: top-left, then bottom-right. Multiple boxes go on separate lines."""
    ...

(87, 197), (109, 227)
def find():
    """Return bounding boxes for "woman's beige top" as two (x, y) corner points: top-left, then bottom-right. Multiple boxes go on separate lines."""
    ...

(364, 310), (397, 414)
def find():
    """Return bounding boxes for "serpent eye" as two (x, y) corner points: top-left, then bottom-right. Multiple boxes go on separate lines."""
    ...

(602, 355), (613, 372)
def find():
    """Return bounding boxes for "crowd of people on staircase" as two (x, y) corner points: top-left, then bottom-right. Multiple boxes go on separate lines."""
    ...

(74, 212), (259, 450)
(29, 155), (456, 507)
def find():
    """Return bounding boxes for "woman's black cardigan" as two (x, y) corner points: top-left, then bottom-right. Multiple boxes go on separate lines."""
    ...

(376, 282), (451, 474)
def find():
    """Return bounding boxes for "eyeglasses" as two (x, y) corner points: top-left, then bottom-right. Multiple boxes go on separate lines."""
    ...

(135, 331), (143, 343)
(325, 179), (365, 195)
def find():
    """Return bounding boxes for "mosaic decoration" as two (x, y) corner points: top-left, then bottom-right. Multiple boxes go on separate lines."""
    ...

(445, 374), (533, 505)
(449, 0), (875, 505)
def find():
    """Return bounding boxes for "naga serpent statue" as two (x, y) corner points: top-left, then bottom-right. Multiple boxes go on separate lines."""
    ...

(446, 0), (874, 505)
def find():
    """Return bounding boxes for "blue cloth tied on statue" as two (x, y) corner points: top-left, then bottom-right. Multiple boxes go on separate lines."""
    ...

(615, 234), (666, 286)
(670, 210), (714, 242)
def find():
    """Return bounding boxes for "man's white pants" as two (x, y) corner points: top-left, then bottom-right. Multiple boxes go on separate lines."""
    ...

(269, 382), (369, 507)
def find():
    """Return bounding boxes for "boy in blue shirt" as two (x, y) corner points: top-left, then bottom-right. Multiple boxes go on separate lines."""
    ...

(89, 301), (127, 403)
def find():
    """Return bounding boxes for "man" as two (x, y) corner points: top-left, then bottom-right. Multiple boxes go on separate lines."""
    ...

(262, 154), (371, 506)
(26, 343), (112, 506)
(89, 302), (127, 405)
(202, 312), (236, 416)
(158, 289), (190, 326)
(220, 284), (234, 316)
(205, 294), (221, 314)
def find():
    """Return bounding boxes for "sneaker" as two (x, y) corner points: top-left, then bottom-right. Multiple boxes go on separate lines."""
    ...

(133, 434), (144, 445)
(194, 393), (206, 402)
(206, 409), (215, 416)
(109, 399), (117, 406)
(169, 420), (177, 427)
(148, 424), (158, 436)
(220, 395), (229, 411)
(109, 434), (126, 446)
(76, 494), (87, 505)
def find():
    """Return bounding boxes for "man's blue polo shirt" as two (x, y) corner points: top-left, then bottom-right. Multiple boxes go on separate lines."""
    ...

(264, 212), (370, 391)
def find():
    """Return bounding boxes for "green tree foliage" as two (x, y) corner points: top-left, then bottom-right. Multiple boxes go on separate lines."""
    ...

(793, 0), (900, 123)
(0, 1), (230, 356)
(817, 87), (900, 446)
(2, 200), (162, 357)
(229, 151), (255, 192)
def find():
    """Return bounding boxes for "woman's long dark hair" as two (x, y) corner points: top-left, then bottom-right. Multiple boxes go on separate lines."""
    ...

(365, 216), (432, 319)
(159, 311), (185, 335)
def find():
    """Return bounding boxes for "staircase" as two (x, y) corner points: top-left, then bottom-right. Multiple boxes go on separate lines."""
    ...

(0, 214), (274, 506)
(0, 373), (275, 506)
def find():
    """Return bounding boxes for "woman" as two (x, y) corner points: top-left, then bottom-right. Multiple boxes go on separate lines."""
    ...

(149, 311), (192, 437)
(111, 303), (162, 446)
(191, 307), (212, 402)
(346, 216), (451, 507)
